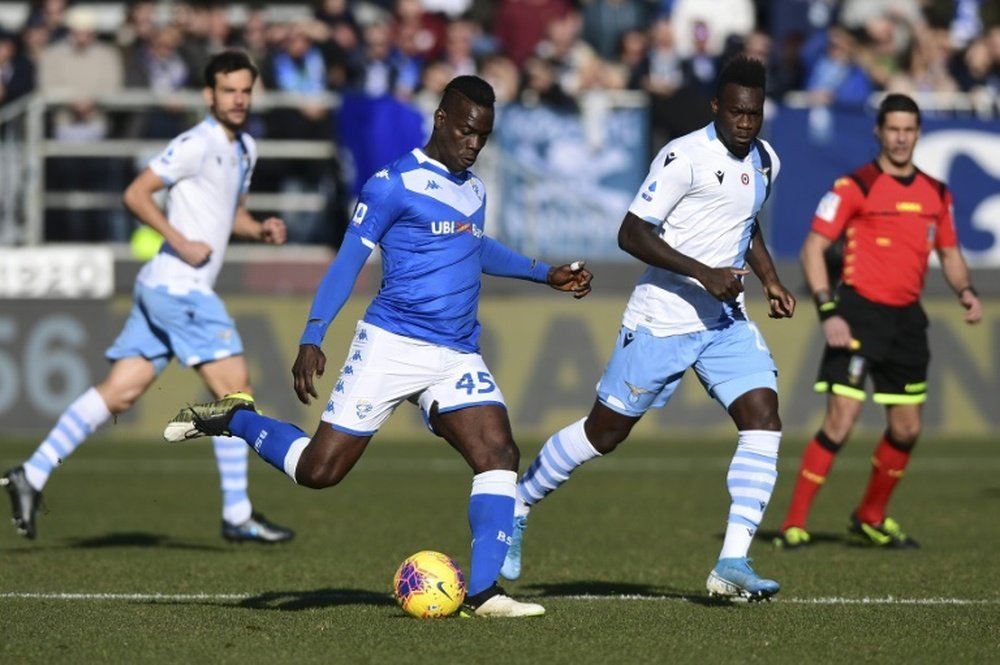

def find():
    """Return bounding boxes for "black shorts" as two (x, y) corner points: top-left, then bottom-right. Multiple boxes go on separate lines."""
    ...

(815, 286), (930, 404)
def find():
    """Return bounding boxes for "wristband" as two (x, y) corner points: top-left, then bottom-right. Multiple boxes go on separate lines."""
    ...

(958, 286), (978, 299)
(814, 291), (837, 321)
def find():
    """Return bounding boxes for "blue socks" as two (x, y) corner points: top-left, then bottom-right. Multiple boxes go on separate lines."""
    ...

(467, 470), (517, 597)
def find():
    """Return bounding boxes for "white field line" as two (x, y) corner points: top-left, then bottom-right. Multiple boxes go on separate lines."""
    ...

(0, 592), (997, 606)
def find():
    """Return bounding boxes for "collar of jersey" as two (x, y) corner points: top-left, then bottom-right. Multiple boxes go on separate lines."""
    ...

(203, 114), (242, 145)
(412, 148), (469, 182)
(703, 122), (754, 162)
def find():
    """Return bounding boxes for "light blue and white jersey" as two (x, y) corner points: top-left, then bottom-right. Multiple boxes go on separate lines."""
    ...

(137, 116), (256, 294)
(348, 148), (489, 352)
(624, 123), (780, 336)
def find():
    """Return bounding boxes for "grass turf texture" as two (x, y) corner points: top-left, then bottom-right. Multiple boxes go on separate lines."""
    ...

(2, 434), (998, 664)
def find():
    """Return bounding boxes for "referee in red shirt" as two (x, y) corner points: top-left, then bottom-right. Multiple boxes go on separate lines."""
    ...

(774, 93), (983, 549)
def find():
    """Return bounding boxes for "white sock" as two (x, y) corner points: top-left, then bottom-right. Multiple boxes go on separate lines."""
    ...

(719, 430), (781, 560)
(24, 387), (110, 491)
(213, 436), (252, 524)
(283, 437), (311, 484)
(516, 418), (601, 516)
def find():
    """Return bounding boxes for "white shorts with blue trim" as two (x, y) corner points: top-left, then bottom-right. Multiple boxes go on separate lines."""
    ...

(597, 320), (777, 416)
(322, 321), (507, 436)
(106, 282), (243, 373)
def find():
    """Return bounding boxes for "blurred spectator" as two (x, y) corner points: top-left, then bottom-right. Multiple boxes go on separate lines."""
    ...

(312, 0), (361, 89)
(519, 55), (579, 112)
(232, 4), (272, 66)
(24, 0), (69, 44)
(613, 27), (650, 90)
(266, 20), (339, 244)
(679, 20), (720, 97)
(535, 10), (600, 95)
(580, 0), (649, 61)
(174, 2), (216, 86)
(670, 0), (755, 58)
(887, 21), (959, 96)
(479, 52), (520, 103)
(38, 4), (125, 241)
(123, 24), (191, 138)
(0, 28), (35, 107)
(804, 25), (875, 107)
(116, 0), (157, 56)
(492, 0), (573, 66)
(394, 0), (447, 61)
(950, 25), (1000, 98)
(642, 17), (684, 96)
(349, 18), (409, 97)
(439, 17), (480, 78)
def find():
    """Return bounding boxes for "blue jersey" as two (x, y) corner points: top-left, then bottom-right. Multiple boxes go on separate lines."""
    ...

(349, 148), (489, 353)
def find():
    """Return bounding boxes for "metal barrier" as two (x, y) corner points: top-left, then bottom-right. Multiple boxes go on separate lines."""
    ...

(0, 89), (339, 248)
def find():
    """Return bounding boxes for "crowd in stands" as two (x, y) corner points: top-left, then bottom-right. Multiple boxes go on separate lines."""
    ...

(1, 0), (999, 243)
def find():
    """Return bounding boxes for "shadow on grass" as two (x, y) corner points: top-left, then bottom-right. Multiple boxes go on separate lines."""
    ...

(235, 588), (394, 611)
(66, 532), (226, 552)
(520, 580), (742, 608)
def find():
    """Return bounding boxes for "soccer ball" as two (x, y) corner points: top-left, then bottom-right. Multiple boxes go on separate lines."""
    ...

(392, 550), (466, 618)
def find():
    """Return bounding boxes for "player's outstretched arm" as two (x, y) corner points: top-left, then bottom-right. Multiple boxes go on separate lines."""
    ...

(746, 222), (795, 319)
(546, 261), (593, 299)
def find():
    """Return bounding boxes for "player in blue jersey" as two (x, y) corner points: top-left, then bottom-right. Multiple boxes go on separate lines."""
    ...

(2, 51), (294, 544)
(163, 75), (593, 618)
(500, 56), (796, 602)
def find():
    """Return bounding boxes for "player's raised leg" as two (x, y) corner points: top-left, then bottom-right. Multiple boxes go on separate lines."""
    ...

(429, 403), (544, 618)
(502, 416), (604, 580)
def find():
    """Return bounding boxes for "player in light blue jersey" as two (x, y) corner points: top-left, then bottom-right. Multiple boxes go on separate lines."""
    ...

(500, 56), (796, 602)
(163, 75), (593, 618)
(2, 51), (294, 544)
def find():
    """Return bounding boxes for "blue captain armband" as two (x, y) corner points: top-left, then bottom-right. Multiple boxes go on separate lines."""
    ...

(298, 233), (373, 346)
(480, 236), (551, 283)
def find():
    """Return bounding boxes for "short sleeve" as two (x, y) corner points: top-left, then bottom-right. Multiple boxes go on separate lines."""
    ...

(347, 169), (405, 245)
(149, 132), (206, 185)
(934, 186), (958, 249)
(627, 147), (694, 225)
(810, 176), (862, 240)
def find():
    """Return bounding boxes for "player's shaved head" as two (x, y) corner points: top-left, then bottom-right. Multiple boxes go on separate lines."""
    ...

(440, 75), (496, 112)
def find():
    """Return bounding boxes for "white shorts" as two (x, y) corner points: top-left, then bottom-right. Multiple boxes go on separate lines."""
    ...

(321, 321), (507, 436)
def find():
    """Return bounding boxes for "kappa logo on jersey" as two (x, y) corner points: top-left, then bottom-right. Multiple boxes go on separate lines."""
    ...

(342, 365), (354, 375)
(431, 220), (484, 237)
(425, 179), (442, 190)
(715, 170), (725, 184)
(335, 379), (345, 393)
(351, 350), (362, 361)
(358, 328), (368, 341)
(326, 400), (335, 414)
(641, 181), (657, 202)
(355, 400), (373, 419)
(351, 202), (369, 226)
(375, 168), (389, 179)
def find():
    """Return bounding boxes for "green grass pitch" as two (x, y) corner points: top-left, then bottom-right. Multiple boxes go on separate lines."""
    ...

(2, 433), (998, 663)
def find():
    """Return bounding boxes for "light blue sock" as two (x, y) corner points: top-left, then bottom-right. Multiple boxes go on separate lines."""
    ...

(228, 410), (310, 482)
(719, 430), (781, 559)
(212, 436), (252, 525)
(517, 417), (600, 513)
(467, 470), (517, 597)
(24, 387), (110, 491)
